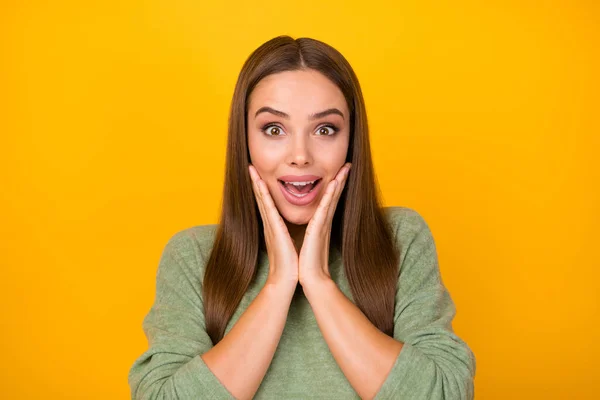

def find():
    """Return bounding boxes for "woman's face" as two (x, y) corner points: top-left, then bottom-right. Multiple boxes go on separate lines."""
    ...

(247, 69), (350, 226)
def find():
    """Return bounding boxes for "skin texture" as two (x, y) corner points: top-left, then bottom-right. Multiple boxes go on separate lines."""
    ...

(247, 69), (350, 251)
(243, 69), (403, 399)
(248, 162), (350, 286)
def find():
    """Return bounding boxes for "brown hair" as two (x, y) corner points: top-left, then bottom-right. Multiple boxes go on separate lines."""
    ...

(203, 35), (400, 345)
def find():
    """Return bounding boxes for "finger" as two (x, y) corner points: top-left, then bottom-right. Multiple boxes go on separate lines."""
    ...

(307, 179), (338, 237)
(256, 178), (289, 234)
(249, 166), (265, 212)
(326, 163), (351, 224)
(249, 165), (271, 233)
(249, 165), (287, 236)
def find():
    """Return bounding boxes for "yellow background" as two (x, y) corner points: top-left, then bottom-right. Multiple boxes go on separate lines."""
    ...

(1, 1), (598, 398)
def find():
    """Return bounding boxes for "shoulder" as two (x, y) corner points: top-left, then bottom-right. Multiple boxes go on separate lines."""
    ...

(382, 206), (434, 244)
(159, 224), (220, 277)
(382, 206), (439, 281)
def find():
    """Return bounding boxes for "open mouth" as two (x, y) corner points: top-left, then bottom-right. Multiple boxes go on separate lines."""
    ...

(277, 178), (323, 198)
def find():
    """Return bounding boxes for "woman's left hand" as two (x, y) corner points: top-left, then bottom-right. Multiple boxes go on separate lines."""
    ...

(298, 162), (351, 288)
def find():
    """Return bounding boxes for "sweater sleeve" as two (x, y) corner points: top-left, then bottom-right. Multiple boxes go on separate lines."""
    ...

(128, 229), (236, 400)
(374, 208), (476, 400)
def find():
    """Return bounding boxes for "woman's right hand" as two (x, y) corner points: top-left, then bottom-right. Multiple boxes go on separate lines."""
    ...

(249, 165), (299, 289)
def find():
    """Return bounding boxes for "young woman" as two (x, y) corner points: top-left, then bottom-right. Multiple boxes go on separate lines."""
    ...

(129, 35), (476, 400)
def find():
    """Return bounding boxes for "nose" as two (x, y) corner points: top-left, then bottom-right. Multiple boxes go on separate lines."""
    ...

(287, 132), (312, 166)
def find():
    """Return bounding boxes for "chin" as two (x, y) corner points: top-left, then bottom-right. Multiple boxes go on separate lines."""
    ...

(280, 207), (314, 226)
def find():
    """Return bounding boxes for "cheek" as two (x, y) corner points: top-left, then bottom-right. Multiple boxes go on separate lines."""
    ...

(248, 136), (280, 173)
(249, 152), (280, 178)
(318, 140), (349, 171)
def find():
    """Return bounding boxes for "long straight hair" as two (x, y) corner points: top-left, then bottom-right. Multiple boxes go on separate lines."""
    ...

(203, 36), (400, 345)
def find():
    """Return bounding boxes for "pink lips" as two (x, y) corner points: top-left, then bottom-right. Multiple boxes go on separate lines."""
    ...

(278, 178), (323, 206)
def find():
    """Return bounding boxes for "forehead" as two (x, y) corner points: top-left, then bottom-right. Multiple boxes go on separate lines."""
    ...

(248, 69), (348, 117)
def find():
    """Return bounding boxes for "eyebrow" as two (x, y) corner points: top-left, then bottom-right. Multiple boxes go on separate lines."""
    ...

(254, 106), (345, 120)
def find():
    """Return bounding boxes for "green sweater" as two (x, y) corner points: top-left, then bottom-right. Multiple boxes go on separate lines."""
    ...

(128, 206), (476, 399)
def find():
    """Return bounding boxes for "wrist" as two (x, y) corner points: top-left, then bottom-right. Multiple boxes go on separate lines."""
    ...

(300, 275), (336, 301)
(264, 277), (298, 298)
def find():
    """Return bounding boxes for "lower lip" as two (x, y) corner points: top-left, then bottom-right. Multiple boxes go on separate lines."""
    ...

(278, 179), (323, 206)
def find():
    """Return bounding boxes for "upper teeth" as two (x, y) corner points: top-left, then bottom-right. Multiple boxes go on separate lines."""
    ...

(284, 180), (317, 186)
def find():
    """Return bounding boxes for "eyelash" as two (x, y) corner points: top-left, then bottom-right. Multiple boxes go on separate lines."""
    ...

(260, 123), (340, 137)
